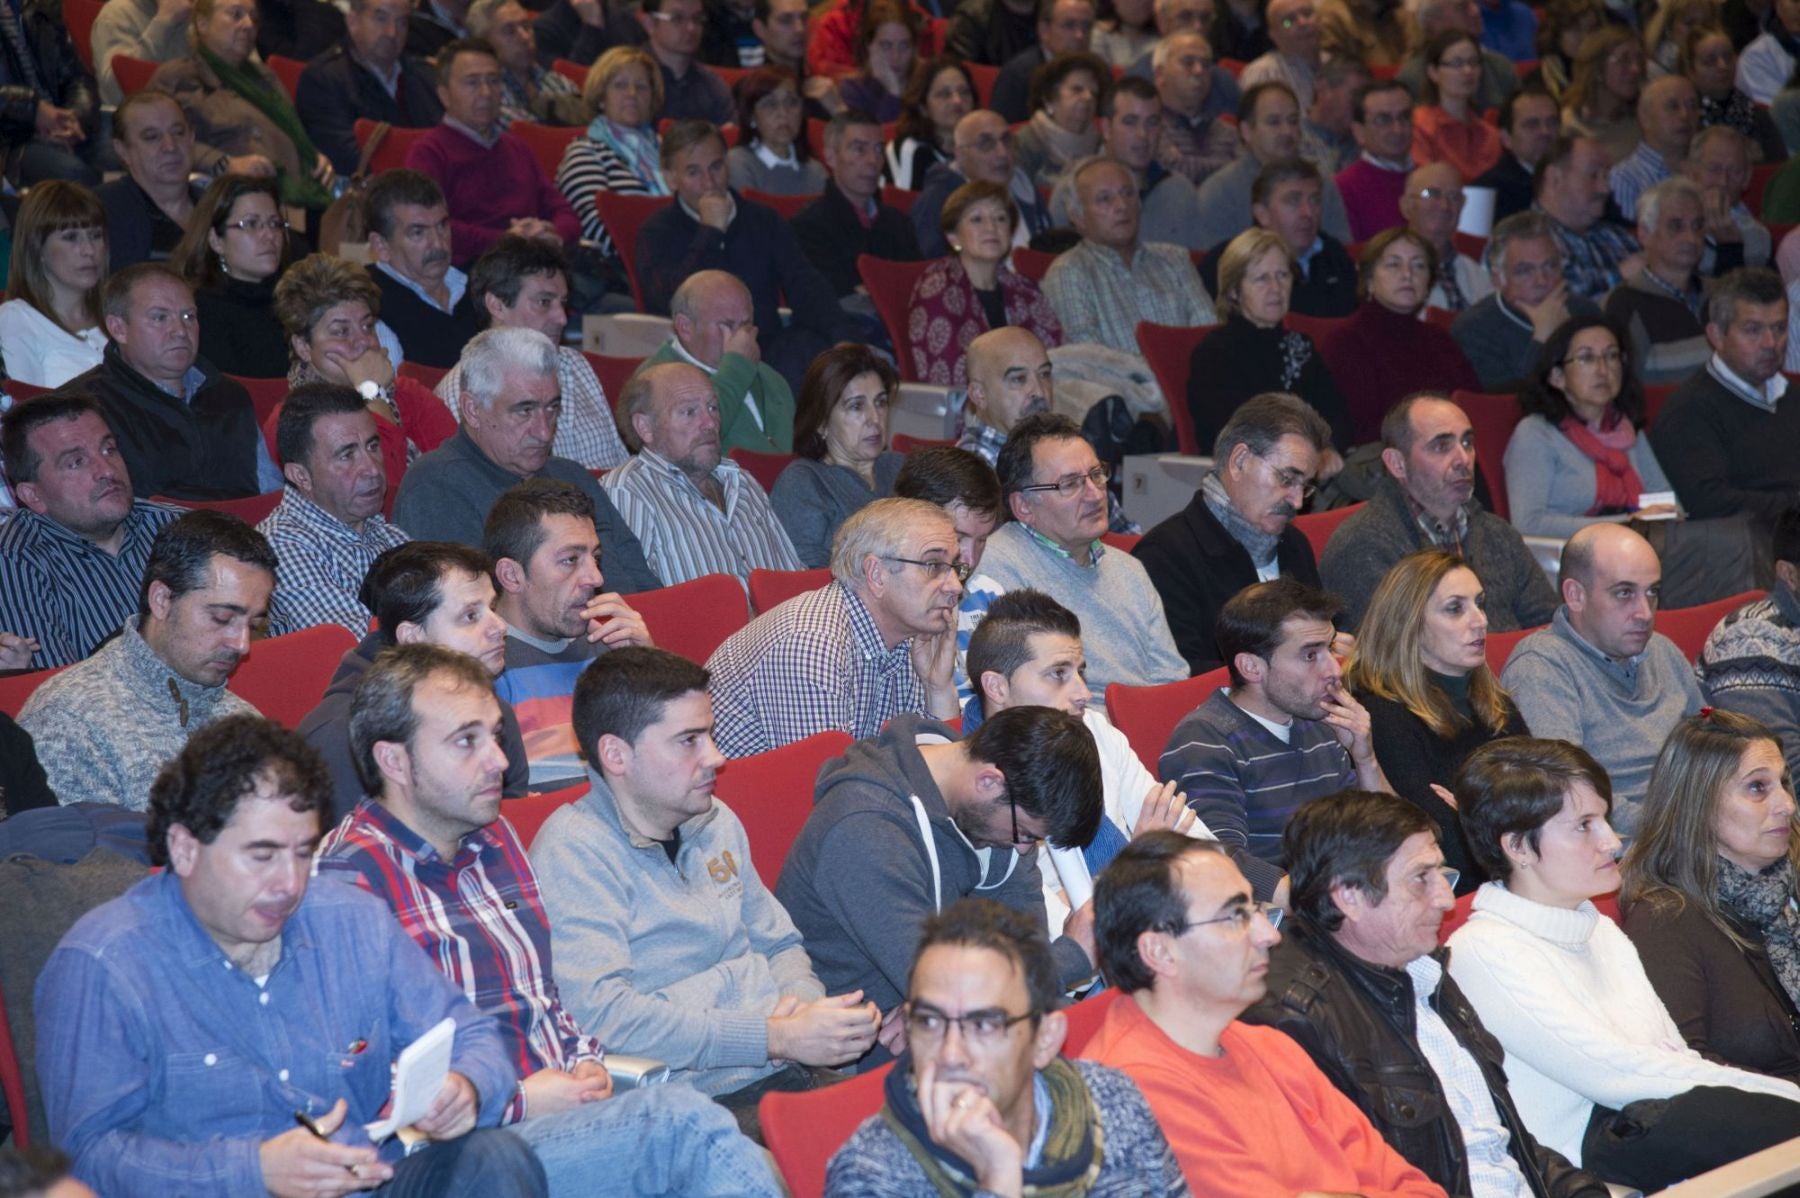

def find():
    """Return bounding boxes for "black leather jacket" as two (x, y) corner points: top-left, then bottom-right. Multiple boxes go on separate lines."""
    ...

(0, 0), (96, 145)
(1244, 916), (1613, 1198)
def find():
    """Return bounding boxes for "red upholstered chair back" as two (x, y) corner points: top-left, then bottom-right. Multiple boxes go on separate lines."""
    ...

(748, 568), (832, 614)
(1290, 502), (1365, 567)
(582, 351), (643, 404)
(353, 118), (426, 174)
(151, 492), (283, 525)
(511, 120), (582, 178)
(630, 573), (750, 664)
(0, 666), (64, 719)
(593, 192), (674, 310)
(111, 54), (158, 95)
(761, 1061), (894, 1198)
(502, 783), (586, 849)
(712, 730), (853, 876)
(1134, 321), (1217, 455)
(1106, 666), (1232, 771)
(1656, 590), (1762, 662)
(728, 448), (795, 493)
(1450, 390), (1522, 521)
(229, 624), (357, 727)
(857, 255), (934, 382)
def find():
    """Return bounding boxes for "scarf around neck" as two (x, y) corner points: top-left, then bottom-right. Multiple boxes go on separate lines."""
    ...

(199, 44), (332, 209)
(1557, 408), (1645, 514)
(586, 115), (670, 195)
(1716, 855), (1800, 1010)
(1027, 110), (1100, 170)
(880, 1054), (1104, 1198)
(1201, 469), (1281, 569)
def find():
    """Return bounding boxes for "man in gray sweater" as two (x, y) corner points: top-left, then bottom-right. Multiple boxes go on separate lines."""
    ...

(1500, 524), (1704, 837)
(532, 647), (879, 1135)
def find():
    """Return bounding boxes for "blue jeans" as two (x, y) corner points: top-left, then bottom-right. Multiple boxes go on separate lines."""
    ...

(378, 1127), (546, 1196)
(511, 1081), (782, 1198)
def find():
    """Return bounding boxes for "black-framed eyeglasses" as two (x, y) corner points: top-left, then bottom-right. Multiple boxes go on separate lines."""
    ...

(224, 215), (290, 234)
(1165, 901), (1284, 935)
(1260, 456), (1317, 499)
(903, 1001), (1039, 1046)
(1018, 464), (1110, 499)
(882, 556), (971, 582)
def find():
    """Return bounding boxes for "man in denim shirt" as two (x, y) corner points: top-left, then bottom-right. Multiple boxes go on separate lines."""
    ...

(34, 715), (547, 1198)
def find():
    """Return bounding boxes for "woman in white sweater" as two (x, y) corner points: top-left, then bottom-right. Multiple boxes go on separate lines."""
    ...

(1447, 736), (1800, 1194)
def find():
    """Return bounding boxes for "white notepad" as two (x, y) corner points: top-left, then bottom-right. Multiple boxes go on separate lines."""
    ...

(364, 1017), (456, 1143)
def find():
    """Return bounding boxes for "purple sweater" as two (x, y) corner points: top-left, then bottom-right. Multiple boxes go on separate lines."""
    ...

(405, 122), (582, 262)
(1336, 157), (1409, 243)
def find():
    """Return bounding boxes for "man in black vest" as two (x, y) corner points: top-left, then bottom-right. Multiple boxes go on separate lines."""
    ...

(365, 169), (483, 370)
(296, 0), (447, 175)
(56, 264), (278, 503)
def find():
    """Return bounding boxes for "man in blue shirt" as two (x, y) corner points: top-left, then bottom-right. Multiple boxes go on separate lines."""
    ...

(34, 713), (547, 1198)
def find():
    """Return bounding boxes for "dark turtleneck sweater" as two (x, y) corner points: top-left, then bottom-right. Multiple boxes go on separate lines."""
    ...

(1187, 313), (1353, 452)
(1317, 301), (1482, 445)
(196, 275), (290, 380)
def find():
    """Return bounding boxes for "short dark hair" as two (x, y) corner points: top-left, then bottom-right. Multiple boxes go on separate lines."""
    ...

(274, 382), (369, 467)
(1213, 390), (1333, 462)
(1215, 579), (1343, 687)
(1, 393), (107, 485)
(1707, 265), (1787, 331)
(894, 446), (1003, 519)
(359, 541), (496, 645)
(1102, 72), (1158, 115)
(1026, 50), (1111, 115)
(146, 714), (330, 867)
(483, 479), (597, 568)
(1498, 84), (1555, 135)
(963, 704), (1102, 850)
(908, 897), (1062, 1016)
(348, 644), (497, 797)
(966, 589), (1080, 703)
(0, 1144), (74, 1196)
(1456, 737), (1613, 881)
(1519, 314), (1644, 427)
(1379, 390), (1456, 455)
(469, 235), (569, 326)
(1238, 79), (1297, 125)
(1250, 157), (1320, 208)
(1531, 134), (1583, 200)
(363, 169), (447, 242)
(436, 35), (501, 78)
(1094, 830), (1225, 992)
(1283, 791), (1435, 932)
(995, 412), (1086, 500)
(572, 646), (710, 762)
(139, 510), (279, 617)
(1774, 506), (1800, 568)
(1351, 78), (1410, 124)
(102, 261), (189, 322)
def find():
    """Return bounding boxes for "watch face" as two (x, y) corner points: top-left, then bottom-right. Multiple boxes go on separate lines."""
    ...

(359, 380), (380, 400)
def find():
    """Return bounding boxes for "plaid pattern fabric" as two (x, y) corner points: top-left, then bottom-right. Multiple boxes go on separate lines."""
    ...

(318, 799), (603, 1124)
(706, 580), (926, 758)
(603, 449), (802, 586)
(436, 347), (631, 472)
(1042, 239), (1217, 355)
(257, 490), (410, 637)
(1540, 207), (1640, 299)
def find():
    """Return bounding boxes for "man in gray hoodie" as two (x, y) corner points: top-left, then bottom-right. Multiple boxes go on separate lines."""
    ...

(775, 706), (1105, 1062)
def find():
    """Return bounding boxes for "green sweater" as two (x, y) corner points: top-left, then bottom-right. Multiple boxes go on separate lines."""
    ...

(639, 338), (795, 455)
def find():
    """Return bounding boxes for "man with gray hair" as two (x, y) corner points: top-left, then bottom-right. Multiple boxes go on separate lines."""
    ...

(392, 326), (659, 591)
(704, 497), (966, 758)
(1451, 211), (1599, 392)
(464, 0), (585, 129)
(637, 269), (796, 455)
(1136, 393), (1333, 673)
(1042, 156), (1215, 353)
(1149, 31), (1239, 187)
(1603, 175), (1711, 385)
(603, 361), (803, 588)
(1400, 162), (1492, 312)
(1683, 124), (1772, 277)
(1608, 75), (1700, 221)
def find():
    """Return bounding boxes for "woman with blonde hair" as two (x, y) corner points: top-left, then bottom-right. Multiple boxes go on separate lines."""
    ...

(1345, 546), (1528, 889)
(1622, 709), (1800, 1081)
(1562, 25), (1649, 162)
(0, 181), (109, 387)
(556, 46), (667, 257)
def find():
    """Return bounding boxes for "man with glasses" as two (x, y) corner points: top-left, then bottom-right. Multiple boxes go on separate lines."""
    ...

(1603, 175), (1711, 386)
(1241, 792), (1612, 1198)
(1083, 831), (1443, 1194)
(959, 414), (1186, 705)
(1453, 212), (1597, 392)
(1534, 135), (1641, 300)
(913, 109), (1053, 257)
(1335, 79), (1414, 241)
(603, 362), (802, 588)
(637, 0), (732, 123)
(1137, 394), (1336, 674)
(1500, 524), (1703, 837)
(825, 899), (1190, 1195)
(777, 702), (1104, 1060)
(707, 497), (968, 758)
(1402, 162), (1492, 312)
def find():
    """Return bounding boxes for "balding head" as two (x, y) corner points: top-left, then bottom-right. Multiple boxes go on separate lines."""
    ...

(953, 110), (1014, 184)
(621, 361), (722, 480)
(1400, 161), (1465, 251)
(1559, 523), (1662, 660)
(669, 269), (754, 368)
(1637, 74), (1699, 161)
(966, 327), (1053, 434)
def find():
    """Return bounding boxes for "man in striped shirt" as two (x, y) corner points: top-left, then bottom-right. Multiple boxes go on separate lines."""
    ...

(604, 362), (803, 588)
(319, 642), (782, 1196)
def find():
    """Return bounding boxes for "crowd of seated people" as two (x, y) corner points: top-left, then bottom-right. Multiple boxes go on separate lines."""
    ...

(12, 0), (1800, 1190)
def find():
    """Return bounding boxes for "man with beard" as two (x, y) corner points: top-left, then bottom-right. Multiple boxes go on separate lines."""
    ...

(487, 479), (653, 789)
(365, 169), (483, 371)
(602, 362), (803, 588)
(1160, 578), (1389, 869)
(258, 384), (410, 638)
(19, 511), (275, 809)
(1500, 525), (1703, 837)
(1320, 393), (1559, 630)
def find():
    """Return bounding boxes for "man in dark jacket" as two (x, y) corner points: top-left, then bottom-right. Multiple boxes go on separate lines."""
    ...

(0, 0), (103, 185)
(1244, 790), (1613, 1198)
(793, 110), (921, 299)
(1136, 393), (1331, 674)
(295, 0), (446, 174)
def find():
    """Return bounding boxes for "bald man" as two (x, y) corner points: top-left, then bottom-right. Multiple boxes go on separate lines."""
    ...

(1499, 523), (1704, 836)
(1399, 162), (1492, 312)
(957, 327), (1056, 467)
(912, 109), (1053, 257)
(603, 361), (803, 587)
(639, 269), (796, 455)
(1610, 75), (1701, 221)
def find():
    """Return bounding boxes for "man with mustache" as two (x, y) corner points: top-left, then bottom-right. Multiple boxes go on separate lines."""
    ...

(0, 394), (180, 669)
(320, 644), (783, 1192)
(534, 647), (878, 1139)
(1320, 393), (1559, 631)
(365, 169), (484, 372)
(257, 383), (410, 638)
(294, 0), (446, 176)
(1501, 524), (1704, 838)
(18, 510), (275, 810)
(1535, 135), (1641, 300)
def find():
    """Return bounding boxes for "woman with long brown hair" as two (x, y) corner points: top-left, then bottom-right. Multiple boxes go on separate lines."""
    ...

(170, 173), (295, 378)
(0, 181), (109, 387)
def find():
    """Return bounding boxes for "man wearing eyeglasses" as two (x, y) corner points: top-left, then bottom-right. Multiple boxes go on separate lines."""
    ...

(958, 413), (1186, 706)
(1335, 79), (1414, 242)
(1452, 211), (1598, 393)
(637, 0), (733, 123)
(825, 899), (1191, 1196)
(1083, 831), (1444, 1195)
(1242, 791), (1614, 1198)
(912, 109), (1053, 257)
(1401, 162), (1493, 313)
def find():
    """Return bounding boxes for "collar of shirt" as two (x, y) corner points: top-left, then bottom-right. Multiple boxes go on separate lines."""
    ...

(349, 796), (498, 869)
(375, 260), (469, 314)
(1552, 604), (1644, 682)
(957, 417), (1008, 465)
(840, 580), (902, 663)
(1624, 141), (1666, 174)
(157, 363), (208, 403)
(1637, 264), (1702, 314)
(1403, 951), (1444, 1001)
(1020, 520), (1105, 567)
(505, 620), (575, 655)
(276, 487), (380, 545)
(678, 192), (737, 228)
(637, 445), (735, 499)
(425, 0), (465, 32)
(1708, 352), (1790, 411)
(752, 140), (799, 170)
(1401, 485), (1470, 550)
(151, 859), (315, 972)
(669, 335), (718, 375)
(445, 115), (501, 149)
(22, 498), (160, 557)
(1296, 235), (1325, 276)
(1361, 149), (1412, 173)
(1023, 1071), (1052, 1168)
(1076, 237), (1140, 273)
(1496, 293), (1533, 332)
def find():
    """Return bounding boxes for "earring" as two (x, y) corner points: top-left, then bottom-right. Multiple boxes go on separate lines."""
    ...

(219, 252), (229, 278)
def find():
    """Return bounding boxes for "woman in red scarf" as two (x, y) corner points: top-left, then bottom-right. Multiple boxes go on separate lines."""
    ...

(1507, 313), (1755, 605)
